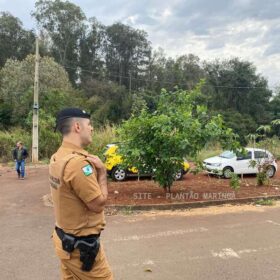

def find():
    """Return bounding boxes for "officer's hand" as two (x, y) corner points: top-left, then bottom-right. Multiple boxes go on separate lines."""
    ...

(87, 155), (106, 172)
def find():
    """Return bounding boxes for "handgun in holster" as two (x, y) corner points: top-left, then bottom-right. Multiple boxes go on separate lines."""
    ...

(55, 227), (100, 271)
(75, 238), (100, 271)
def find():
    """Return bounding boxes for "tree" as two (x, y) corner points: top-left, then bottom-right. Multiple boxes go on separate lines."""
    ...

(203, 58), (272, 121)
(203, 58), (272, 140)
(173, 54), (205, 90)
(84, 79), (132, 125)
(213, 109), (257, 145)
(146, 50), (205, 92)
(269, 88), (280, 136)
(105, 22), (151, 89)
(248, 119), (280, 185)
(0, 12), (35, 68)
(32, 0), (86, 85)
(79, 18), (106, 85)
(0, 54), (82, 126)
(118, 83), (240, 192)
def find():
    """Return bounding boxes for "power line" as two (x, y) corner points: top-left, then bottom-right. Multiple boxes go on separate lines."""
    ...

(62, 64), (269, 90)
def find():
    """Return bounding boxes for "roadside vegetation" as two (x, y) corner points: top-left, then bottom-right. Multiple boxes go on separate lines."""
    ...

(0, 0), (279, 192)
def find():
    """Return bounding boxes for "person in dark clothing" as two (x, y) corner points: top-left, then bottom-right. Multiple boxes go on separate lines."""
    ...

(12, 141), (28, 179)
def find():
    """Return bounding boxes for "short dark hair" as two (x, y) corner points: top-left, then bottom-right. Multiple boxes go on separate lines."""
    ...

(56, 118), (75, 135)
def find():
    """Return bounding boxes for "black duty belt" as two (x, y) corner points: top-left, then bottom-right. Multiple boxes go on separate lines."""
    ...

(55, 226), (100, 271)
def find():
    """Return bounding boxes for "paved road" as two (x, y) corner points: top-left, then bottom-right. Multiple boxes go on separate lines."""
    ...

(105, 208), (280, 280)
(1, 166), (280, 279)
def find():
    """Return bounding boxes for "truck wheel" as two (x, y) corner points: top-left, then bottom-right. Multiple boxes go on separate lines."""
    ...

(175, 169), (184, 181)
(112, 167), (127, 181)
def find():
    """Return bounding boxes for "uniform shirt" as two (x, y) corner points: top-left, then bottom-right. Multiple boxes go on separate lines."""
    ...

(49, 141), (106, 236)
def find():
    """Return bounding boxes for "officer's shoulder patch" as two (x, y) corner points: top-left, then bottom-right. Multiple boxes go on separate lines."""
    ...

(82, 164), (93, 176)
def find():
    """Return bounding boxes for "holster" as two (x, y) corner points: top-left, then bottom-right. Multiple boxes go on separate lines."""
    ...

(55, 227), (100, 271)
(75, 238), (100, 271)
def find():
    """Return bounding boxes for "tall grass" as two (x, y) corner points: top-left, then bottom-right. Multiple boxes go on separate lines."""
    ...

(189, 137), (280, 162)
(0, 125), (116, 163)
(87, 125), (117, 157)
(1, 126), (278, 163)
(249, 136), (280, 160)
(189, 142), (223, 162)
(0, 128), (32, 162)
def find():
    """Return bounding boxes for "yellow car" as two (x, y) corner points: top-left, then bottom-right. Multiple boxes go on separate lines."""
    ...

(104, 144), (190, 181)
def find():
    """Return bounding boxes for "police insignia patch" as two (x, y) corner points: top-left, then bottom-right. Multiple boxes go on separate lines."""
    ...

(82, 164), (93, 176)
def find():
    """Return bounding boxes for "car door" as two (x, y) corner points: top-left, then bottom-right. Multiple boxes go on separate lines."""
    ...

(236, 151), (254, 174)
(253, 150), (269, 173)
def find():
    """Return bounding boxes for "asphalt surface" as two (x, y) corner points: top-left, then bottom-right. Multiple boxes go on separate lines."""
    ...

(1, 167), (280, 279)
(105, 208), (280, 280)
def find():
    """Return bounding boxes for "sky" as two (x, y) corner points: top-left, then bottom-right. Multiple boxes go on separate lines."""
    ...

(1, 0), (280, 88)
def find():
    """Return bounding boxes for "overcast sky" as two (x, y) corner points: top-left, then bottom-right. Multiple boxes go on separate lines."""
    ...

(1, 0), (280, 88)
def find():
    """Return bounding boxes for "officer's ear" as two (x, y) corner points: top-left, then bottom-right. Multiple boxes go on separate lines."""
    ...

(73, 120), (81, 133)
(72, 118), (84, 133)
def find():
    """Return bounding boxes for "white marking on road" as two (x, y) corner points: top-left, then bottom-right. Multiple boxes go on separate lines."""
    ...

(197, 245), (280, 262)
(112, 227), (208, 242)
(143, 260), (154, 265)
(111, 245), (280, 270)
(266, 220), (280, 226)
(211, 248), (241, 259)
(237, 249), (258, 254)
(223, 223), (242, 229)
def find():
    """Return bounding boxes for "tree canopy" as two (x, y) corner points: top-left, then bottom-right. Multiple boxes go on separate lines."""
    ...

(0, 54), (82, 128)
(118, 85), (240, 191)
(0, 0), (279, 144)
(0, 12), (35, 68)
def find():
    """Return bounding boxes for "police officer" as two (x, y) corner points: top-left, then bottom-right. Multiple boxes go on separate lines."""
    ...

(49, 108), (113, 279)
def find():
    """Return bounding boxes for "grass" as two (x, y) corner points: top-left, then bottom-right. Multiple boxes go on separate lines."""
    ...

(189, 142), (222, 162)
(248, 136), (280, 160)
(190, 138), (280, 162)
(0, 125), (117, 163)
(88, 124), (117, 157)
(1, 127), (279, 163)
(254, 199), (275, 206)
(120, 206), (134, 215)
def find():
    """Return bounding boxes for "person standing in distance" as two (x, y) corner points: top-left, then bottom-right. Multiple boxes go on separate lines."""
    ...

(12, 141), (28, 180)
(49, 108), (113, 280)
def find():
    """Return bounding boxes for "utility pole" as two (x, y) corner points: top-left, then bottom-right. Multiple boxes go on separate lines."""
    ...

(32, 37), (39, 163)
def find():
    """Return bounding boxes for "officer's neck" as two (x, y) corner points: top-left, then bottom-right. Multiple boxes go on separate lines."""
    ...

(63, 135), (85, 149)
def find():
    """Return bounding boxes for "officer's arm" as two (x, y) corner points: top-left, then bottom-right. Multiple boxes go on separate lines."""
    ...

(86, 194), (107, 213)
(86, 156), (108, 213)
(66, 157), (108, 213)
(86, 168), (108, 213)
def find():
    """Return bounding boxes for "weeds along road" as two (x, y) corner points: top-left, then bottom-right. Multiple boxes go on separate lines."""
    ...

(1, 165), (280, 280)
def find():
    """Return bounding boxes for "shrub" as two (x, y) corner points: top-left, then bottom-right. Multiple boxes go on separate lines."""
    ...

(87, 125), (116, 157)
(229, 173), (240, 190)
(0, 128), (31, 162)
(0, 124), (116, 163)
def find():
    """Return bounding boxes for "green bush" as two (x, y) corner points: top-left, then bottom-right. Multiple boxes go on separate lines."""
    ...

(256, 171), (269, 186)
(191, 141), (222, 162)
(0, 124), (116, 163)
(87, 125), (116, 157)
(0, 128), (31, 162)
(229, 173), (240, 190)
(254, 199), (275, 206)
(255, 137), (280, 160)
